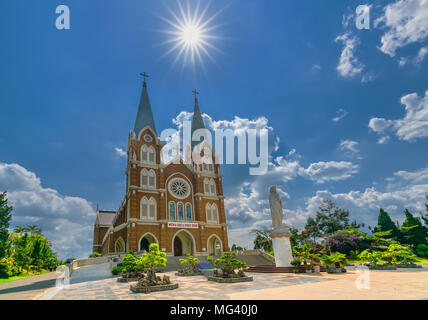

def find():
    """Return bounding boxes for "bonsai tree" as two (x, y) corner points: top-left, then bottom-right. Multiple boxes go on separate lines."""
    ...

(331, 252), (348, 269)
(358, 250), (383, 267)
(320, 254), (335, 270)
(121, 251), (138, 278)
(214, 252), (248, 278)
(136, 243), (167, 284)
(382, 244), (418, 265)
(179, 254), (200, 274)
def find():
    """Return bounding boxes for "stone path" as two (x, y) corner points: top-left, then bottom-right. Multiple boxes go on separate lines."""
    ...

(46, 271), (333, 300)
(43, 264), (428, 300)
(0, 272), (58, 300)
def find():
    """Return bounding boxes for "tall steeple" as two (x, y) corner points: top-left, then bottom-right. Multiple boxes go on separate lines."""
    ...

(191, 89), (207, 151)
(134, 72), (157, 137)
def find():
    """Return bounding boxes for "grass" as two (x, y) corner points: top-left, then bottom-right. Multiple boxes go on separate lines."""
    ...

(0, 270), (50, 284)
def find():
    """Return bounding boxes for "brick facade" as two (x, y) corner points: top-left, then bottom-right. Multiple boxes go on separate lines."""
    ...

(93, 84), (229, 256)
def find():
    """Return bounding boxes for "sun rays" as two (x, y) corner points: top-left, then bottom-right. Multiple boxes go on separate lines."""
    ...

(158, 0), (225, 74)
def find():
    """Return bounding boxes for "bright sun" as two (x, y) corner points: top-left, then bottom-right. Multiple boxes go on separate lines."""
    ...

(182, 24), (201, 46)
(159, 0), (224, 71)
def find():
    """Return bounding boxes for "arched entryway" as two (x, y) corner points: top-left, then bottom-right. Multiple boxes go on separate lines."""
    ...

(115, 237), (125, 253)
(139, 233), (158, 252)
(207, 235), (222, 256)
(172, 230), (195, 256)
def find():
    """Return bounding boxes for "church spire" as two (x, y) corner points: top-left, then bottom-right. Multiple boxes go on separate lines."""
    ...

(191, 89), (207, 150)
(134, 73), (157, 137)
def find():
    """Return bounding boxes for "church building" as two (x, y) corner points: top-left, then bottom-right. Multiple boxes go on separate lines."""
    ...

(93, 75), (229, 256)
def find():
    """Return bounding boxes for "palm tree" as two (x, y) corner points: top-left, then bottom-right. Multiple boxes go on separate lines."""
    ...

(14, 226), (29, 234)
(27, 225), (41, 235)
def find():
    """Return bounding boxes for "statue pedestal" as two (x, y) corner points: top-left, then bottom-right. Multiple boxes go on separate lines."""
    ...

(271, 231), (293, 267)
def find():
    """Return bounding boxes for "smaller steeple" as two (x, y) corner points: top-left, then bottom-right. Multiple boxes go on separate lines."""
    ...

(191, 89), (207, 151)
(133, 73), (157, 138)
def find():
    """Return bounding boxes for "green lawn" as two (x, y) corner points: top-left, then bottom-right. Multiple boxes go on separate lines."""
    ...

(0, 270), (50, 284)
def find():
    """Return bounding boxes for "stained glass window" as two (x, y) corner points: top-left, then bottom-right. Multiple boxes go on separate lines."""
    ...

(169, 202), (175, 220)
(186, 203), (192, 220)
(177, 203), (184, 220)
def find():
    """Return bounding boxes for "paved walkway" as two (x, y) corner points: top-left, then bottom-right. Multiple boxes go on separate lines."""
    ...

(43, 265), (428, 300)
(0, 272), (58, 300)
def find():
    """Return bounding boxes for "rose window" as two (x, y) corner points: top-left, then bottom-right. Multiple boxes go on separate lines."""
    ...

(169, 178), (190, 199)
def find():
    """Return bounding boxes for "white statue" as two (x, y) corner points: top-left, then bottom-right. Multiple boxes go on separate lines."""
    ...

(269, 186), (290, 235)
(269, 186), (293, 267)
(269, 186), (283, 228)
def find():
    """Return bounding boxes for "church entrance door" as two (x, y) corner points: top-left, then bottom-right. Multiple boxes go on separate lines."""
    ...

(174, 237), (183, 256)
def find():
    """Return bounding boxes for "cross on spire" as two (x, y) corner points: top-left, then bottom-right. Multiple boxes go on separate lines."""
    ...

(140, 72), (149, 84)
(192, 89), (200, 99)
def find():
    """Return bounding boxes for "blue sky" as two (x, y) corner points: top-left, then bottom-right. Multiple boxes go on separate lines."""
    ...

(1, 0), (428, 258)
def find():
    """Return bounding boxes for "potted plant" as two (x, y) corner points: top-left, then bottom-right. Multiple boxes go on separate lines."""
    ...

(311, 254), (321, 273)
(320, 254), (335, 273)
(331, 252), (347, 272)
(176, 254), (201, 276)
(210, 252), (252, 283)
(130, 243), (178, 293)
(304, 261), (313, 273)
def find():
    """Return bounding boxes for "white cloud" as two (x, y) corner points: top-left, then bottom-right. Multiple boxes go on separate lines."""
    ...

(415, 46), (428, 63)
(339, 139), (363, 159)
(115, 147), (127, 157)
(297, 160), (359, 184)
(335, 33), (364, 79)
(369, 90), (428, 142)
(229, 164), (428, 249)
(0, 163), (95, 260)
(224, 155), (358, 229)
(377, 0), (428, 57)
(332, 108), (349, 122)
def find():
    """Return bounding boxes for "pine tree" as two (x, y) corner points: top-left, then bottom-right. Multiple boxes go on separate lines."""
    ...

(373, 208), (400, 240)
(400, 209), (427, 247)
(0, 191), (13, 259)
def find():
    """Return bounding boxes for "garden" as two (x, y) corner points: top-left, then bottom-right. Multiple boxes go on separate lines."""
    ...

(0, 192), (61, 283)
(247, 199), (428, 273)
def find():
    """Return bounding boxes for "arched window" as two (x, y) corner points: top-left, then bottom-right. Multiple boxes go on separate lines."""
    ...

(208, 164), (213, 172)
(186, 203), (192, 220)
(141, 145), (149, 162)
(206, 203), (219, 224)
(210, 179), (216, 195)
(177, 202), (184, 220)
(204, 178), (216, 195)
(141, 197), (156, 220)
(206, 203), (212, 223)
(141, 145), (156, 164)
(148, 170), (156, 188)
(211, 204), (219, 223)
(169, 202), (176, 220)
(141, 169), (156, 188)
(204, 178), (210, 194)
(115, 237), (125, 253)
(148, 146), (156, 163)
